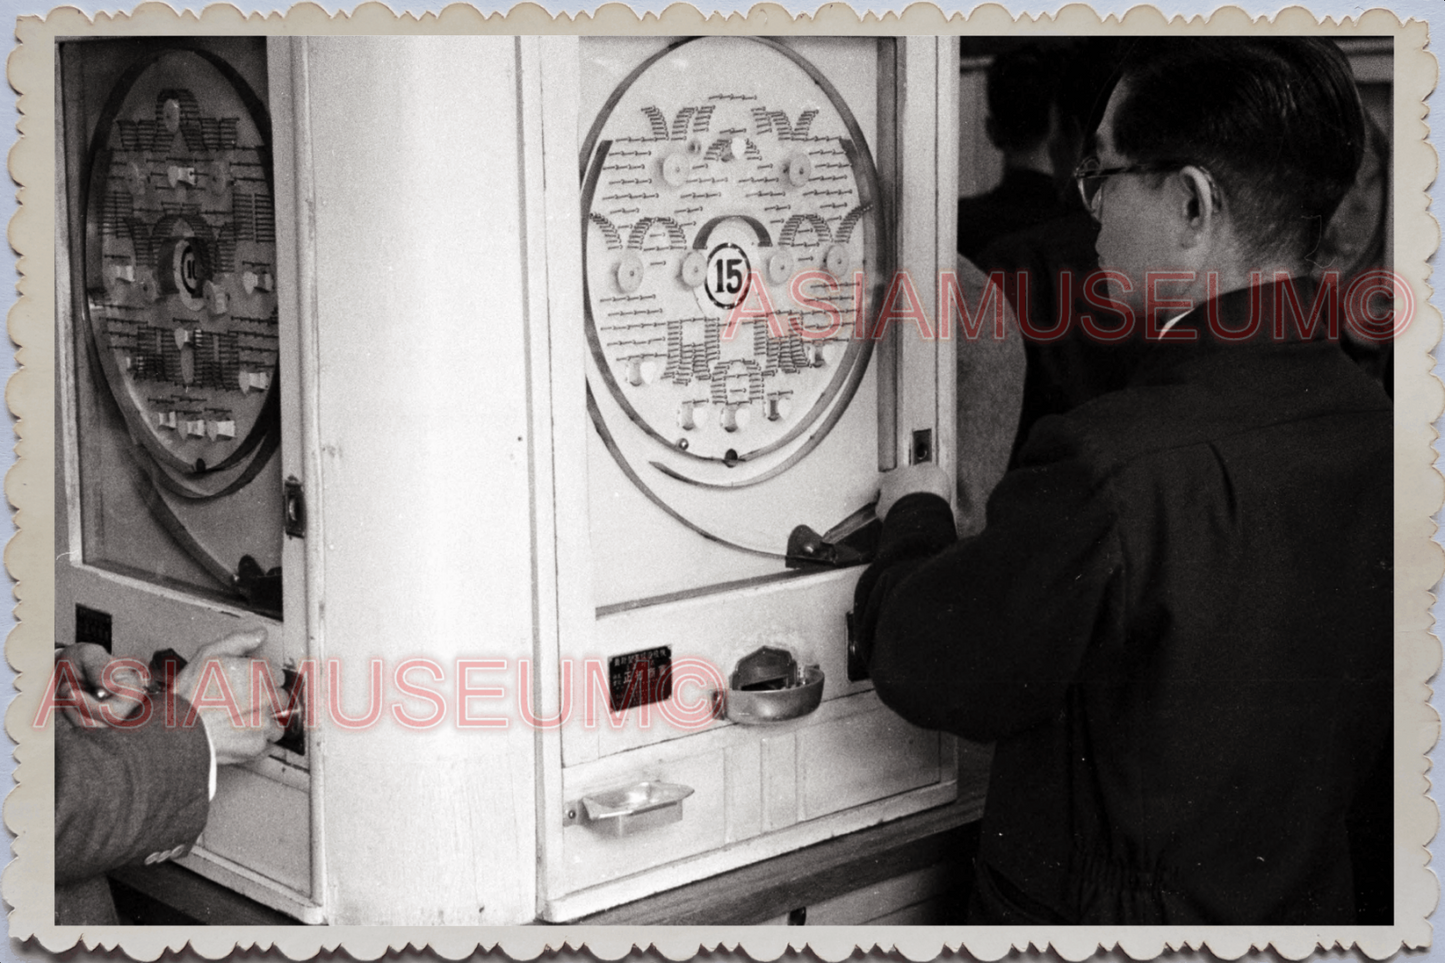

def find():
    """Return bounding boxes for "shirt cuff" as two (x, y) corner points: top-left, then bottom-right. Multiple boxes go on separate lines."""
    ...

(878, 492), (957, 558)
(200, 721), (218, 799)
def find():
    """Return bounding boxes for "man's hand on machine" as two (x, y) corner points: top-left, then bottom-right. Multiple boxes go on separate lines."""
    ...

(876, 463), (953, 520)
(60, 629), (285, 765)
(175, 629), (287, 765)
(54, 643), (148, 728)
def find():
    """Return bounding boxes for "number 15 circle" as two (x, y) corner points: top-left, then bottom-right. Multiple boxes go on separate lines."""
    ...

(704, 243), (752, 310)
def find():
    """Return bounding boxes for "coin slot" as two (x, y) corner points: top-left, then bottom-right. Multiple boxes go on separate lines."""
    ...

(275, 668), (307, 756)
(910, 428), (933, 465)
(75, 605), (113, 653)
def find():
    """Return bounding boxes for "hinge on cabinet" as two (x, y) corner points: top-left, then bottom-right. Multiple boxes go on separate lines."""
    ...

(845, 610), (870, 682)
(283, 475), (307, 539)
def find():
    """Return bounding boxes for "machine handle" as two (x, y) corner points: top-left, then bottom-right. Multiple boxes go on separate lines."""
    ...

(566, 781), (695, 837)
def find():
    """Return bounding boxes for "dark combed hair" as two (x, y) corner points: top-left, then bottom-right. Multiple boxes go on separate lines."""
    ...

(986, 44), (1064, 153)
(1111, 38), (1366, 262)
(1054, 39), (1130, 151)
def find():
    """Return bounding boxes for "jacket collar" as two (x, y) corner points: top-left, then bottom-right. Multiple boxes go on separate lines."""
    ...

(1128, 277), (1339, 386)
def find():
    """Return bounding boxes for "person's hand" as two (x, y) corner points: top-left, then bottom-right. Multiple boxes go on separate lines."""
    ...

(54, 643), (147, 728)
(174, 629), (285, 765)
(877, 463), (953, 519)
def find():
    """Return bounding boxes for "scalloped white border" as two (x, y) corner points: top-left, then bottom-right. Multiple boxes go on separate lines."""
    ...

(6, 5), (1438, 960)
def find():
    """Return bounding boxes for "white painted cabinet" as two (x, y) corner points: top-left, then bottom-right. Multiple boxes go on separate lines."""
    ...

(56, 34), (962, 925)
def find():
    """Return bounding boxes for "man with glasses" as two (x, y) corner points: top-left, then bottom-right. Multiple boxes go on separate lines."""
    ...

(855, 38), (1392, 924)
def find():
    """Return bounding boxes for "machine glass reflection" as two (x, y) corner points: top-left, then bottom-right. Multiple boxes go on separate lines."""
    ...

(63, 39), (283, 615)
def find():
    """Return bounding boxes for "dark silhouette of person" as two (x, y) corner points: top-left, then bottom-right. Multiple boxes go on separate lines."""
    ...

(979, 39), (1150, 459)
(957, 45), (1069, 267)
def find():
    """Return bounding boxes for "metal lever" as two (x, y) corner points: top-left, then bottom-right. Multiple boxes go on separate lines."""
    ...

(786, 502), (881, 569)
(566, 781), (695, 837)
(234, 554), (282, 619)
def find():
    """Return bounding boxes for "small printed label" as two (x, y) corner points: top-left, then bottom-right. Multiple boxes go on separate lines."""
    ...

(608, 646), (673, 711)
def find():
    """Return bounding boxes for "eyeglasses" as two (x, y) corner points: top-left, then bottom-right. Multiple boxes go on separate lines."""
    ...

(1073, 157), (1181, 216)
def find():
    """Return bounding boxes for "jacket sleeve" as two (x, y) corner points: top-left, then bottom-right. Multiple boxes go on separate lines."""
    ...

(55, 707), (212, 886)
(863, 429), (1125, 741)
(953, 253), (1025, 538)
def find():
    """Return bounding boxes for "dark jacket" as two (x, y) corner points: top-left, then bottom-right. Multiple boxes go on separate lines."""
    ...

(981, 210), (1151, 455)
(858, 281), (1392, 924)
(56, 706), (211, 925)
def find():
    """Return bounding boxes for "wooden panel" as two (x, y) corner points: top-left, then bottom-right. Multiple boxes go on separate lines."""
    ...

(896, 37), (943, 471)
(866, 897), (953, 925)
(798, 706), (941, 819)
(265, 36), (316, 707)
(528, 32), (587, 921)
(761, 733), (799, 832)
(934, 38), (961, 489)
(200, 767), (310, 895)
(122, 793), (983, 926)
(268, 33), (326, 912)
(560, 748), (730, 893)
(724, 740), (763, 844)
(568, 686), (909, 791)
(108, 863), (299, 925)
(804, 862), (957, 924)
(58, 565), (280, 660)
(302, 35), (539, 926)
(548, 690), (957, 916)
(575, 793), (980, 924)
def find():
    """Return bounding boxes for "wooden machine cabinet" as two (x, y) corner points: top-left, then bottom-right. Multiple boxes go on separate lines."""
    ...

(55, 34), (961, 925)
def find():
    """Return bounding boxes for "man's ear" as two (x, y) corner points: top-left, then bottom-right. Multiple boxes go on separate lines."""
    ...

(1176, 165), (1219, 248)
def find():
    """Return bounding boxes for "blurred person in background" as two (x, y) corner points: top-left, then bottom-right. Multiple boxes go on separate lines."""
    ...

(957, 44), (1069, 267)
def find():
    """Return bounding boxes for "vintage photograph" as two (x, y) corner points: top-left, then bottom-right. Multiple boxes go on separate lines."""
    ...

(12, 7), (1434, 956)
